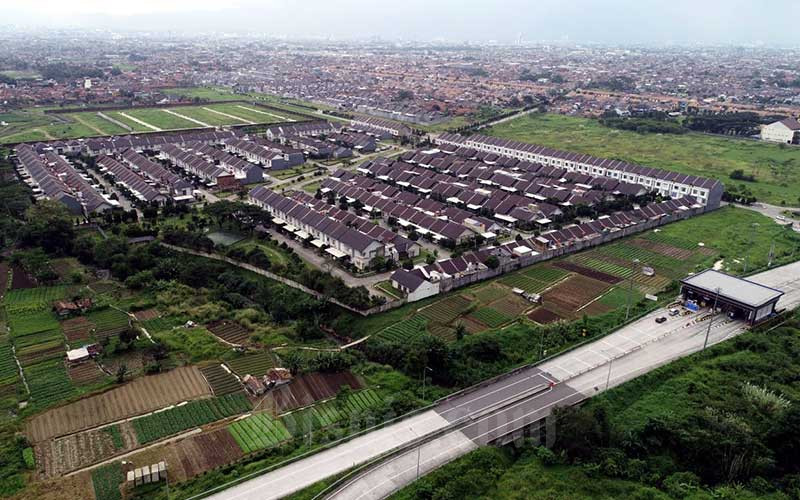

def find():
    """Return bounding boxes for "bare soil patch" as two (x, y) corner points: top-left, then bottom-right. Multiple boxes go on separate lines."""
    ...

(265, 371), (363, 414)
(527, 307), (563, 324)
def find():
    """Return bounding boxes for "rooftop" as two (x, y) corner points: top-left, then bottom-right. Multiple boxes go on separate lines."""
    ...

(681, 269), (784, 308)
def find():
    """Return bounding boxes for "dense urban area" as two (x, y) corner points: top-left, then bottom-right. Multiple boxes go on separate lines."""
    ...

(0, 19), (800, 500)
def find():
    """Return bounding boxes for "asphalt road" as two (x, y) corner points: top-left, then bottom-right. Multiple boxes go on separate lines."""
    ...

(205, 260), (800, 500)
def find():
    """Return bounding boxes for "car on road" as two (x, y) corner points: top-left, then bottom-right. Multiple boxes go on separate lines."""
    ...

(655, 316), (667, 324)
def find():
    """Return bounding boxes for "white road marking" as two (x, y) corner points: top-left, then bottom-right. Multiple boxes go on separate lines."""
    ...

(163, 109), (212, 128)
(202, 107), (255, 124)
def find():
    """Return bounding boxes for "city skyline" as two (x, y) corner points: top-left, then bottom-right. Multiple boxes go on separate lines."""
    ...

(6, 0), (800, 46)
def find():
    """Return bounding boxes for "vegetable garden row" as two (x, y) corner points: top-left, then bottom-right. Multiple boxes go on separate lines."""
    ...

(132, 393), (251, 444)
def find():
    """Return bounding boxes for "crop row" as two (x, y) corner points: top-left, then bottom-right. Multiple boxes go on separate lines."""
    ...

(469, 307), (513, 328)
(24, 358), (76, 410)
(91, 463), (124, 500)
(132, 393), (251, 444)
(226, 352), (275, 378)
(522, 266), (568, 283)
(199, 364), (243, 395)
(419, 295), (473, 324)
(228, 413), (292, 453)
(376, 316), (427, 342)
(279, 389), (383, 437)
(8, 311), (59, 337)
(499, 274), (552, 294)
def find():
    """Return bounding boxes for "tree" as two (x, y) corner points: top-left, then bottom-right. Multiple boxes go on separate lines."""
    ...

(115, 364), (128, 384)
(485, 255), (500, 270)
(455, 322), (467, 341)
(18, 200), (75, 255)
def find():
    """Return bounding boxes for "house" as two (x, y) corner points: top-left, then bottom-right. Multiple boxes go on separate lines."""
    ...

(242, 374), (268, 396)
(266, 368), (292, 387)
(53, 298), (93, 317)
(390, 268), (440, 302)
(761, 118), (800, 144)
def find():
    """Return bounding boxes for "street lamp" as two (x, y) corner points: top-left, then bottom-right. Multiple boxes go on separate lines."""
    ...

(625, 258), (640, 321)
(703, 287), (721, 351)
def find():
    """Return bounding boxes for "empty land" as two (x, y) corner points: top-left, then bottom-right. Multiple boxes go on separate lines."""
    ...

(486, 112), (800, 205)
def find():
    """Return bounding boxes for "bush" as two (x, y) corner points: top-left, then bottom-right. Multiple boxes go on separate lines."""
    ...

(21, 448), (34, 469)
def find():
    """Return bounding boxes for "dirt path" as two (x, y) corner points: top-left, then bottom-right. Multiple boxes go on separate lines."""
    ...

(34, 128), (55, 140)
(118, 112), (161, 131)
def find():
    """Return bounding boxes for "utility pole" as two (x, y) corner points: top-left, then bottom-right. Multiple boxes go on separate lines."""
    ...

(768, 241), (775, 268)
(743, 223), (759, 273)
(421, 366), (432, 401)
(605, 357), (613, 391)
(703, 287), (721, 351)
(625, 258), (640, 321)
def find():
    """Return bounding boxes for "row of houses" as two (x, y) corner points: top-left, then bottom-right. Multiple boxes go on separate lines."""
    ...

(96, 156), (167, 205)
(320, 173), (481, 245)
(248, 186), (388, 270)
(189, 143), (264, 184)
(159, 144), (238, 189)
(390, 196), (705, 302)
(120, 149), (194, 198)
(435, 133), (724, 208)
(16, 144), (86, 214)
(350, 117), (412, 139)
(223, 139), (303, 170)
(264, 121), (338, 141)
(288, 191), (421, 260)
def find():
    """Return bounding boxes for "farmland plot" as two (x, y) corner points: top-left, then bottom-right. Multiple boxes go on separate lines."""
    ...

(86, 307), (130, 340)
(91, 462), (123, 500)
(132, 393), (251, 444)
(375, 316), (427, 342)
(4, 285), (69, 306)
(469, 307), (513, 328)
(67, 362), (107, 385)
(279, 389), (383, 438)
(206, 320), (250, 345)
(226, 352), (276, 378)
(262, 371), (363, 414)
(199, 364), (244, 396)
(60, 316), (94, 343)
(527, 308), (563, 325)
(34, 421), (137, 479)
(26, 366), (212, 443)
(8, 311), (59, 337)
(172, 428), (244, 477)
(229, 413), (291, 453)
(24, 358), (77, 410)
(418, 295), (473, 324)
(542, 275), (612, 320)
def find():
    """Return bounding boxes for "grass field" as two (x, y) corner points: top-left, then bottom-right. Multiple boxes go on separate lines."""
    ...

(486, 113), (800, 205)
(0, 96), (303, 144)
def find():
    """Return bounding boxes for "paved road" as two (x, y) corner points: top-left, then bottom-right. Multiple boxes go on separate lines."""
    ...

(734, 202), (799, 230)
(205, 261), (800, 500)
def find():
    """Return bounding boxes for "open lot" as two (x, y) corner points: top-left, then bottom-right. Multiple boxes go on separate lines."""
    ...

(486, 112), (800, 205)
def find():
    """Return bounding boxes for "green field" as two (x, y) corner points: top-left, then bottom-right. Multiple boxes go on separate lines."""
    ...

(226, 352), (275, 378)
(486, 113), (800, 205)
(228, 413), (291, 454)
(165, 106), (246, 127)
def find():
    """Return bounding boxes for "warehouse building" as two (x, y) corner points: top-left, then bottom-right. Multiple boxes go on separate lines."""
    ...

(680, 270), (784, 325)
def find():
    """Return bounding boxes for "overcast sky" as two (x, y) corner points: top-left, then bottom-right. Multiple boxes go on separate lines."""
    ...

(6, 0), (800, 46)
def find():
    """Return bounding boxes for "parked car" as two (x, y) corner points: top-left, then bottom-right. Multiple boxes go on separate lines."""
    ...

(655, 316), (667, 324)
(669, 308), (680, 316)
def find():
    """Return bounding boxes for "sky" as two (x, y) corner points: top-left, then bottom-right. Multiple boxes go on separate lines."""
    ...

(5, 0), (800, 46)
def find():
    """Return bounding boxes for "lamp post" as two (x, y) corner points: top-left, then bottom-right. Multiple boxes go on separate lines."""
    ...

(625, 258), (640, 321)
(703, 287), (721, 351)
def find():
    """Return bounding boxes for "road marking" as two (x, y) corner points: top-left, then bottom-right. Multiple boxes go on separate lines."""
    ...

(163, 109), (212, 128)
(118, 112), (161, 131)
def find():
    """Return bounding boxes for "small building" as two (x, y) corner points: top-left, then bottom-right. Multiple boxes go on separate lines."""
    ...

(680, 269), (784, 325)
(242, 374), (267, 396)
(761, 118), (800, 144)
(390, 268), (440, 302)
(266, 368), (292, 388)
